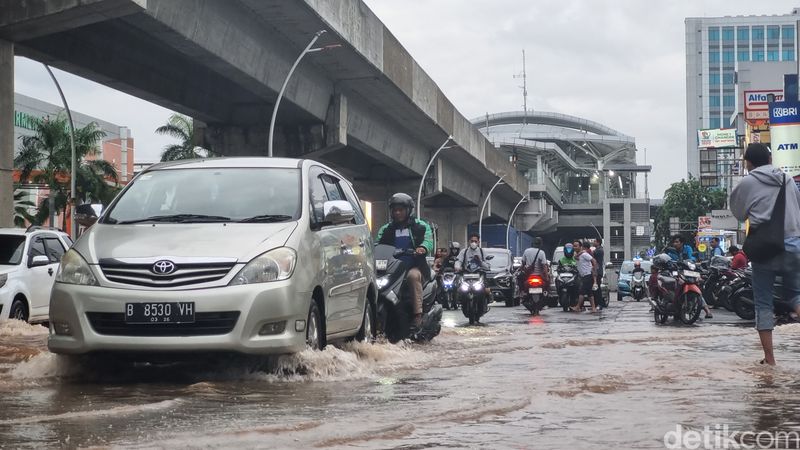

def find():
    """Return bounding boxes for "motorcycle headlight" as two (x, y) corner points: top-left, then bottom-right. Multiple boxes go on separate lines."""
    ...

(473, 282), (484, 291)
(230, 247), (296, 286)
(376, 276), (390, 289)
(55, 249), (99, 286)
(459, 282), (470, 292)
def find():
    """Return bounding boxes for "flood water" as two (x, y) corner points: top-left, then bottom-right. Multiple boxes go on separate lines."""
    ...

(2, 297), (800, 449)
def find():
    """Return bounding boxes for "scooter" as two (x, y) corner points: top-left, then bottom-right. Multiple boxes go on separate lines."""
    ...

(439, 268), (459, 310)
(459, 258), (490, 325)
(650, 257), (704, 325)
(631, 271), (647, 302)
(521, 271), (547, 315)
(555, 264), (580, 312)
(374, 244), (443, 343)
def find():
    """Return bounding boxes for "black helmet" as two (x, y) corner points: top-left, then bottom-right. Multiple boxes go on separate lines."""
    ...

(389, 193), (415, 218)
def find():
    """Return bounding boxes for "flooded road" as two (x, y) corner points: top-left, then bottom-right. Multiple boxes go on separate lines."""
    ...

(2, 297), (800, 449)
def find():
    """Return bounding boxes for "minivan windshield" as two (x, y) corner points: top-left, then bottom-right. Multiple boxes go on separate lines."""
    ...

(104, 168), (301, 224)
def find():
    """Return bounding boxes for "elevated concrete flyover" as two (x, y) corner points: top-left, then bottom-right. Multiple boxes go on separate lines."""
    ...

(0, 0), (526, 239)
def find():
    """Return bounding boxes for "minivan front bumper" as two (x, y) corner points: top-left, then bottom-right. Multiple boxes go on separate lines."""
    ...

(48, 281), (311, 355)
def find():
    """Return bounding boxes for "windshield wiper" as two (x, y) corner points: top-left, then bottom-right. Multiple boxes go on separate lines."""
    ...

(238, 214), (294, 223)
(117, 214), (232, 224)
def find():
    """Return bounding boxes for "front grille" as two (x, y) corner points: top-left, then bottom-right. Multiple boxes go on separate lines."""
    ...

(99, 261), (236, 288)
(86, 311), (240, 336)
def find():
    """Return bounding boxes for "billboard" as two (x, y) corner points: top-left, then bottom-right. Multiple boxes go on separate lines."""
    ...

(744, 90), (784, 124)
(768, 100), (800, 179)
(697, 128), (737, 148)
(698, 216), (711, 230)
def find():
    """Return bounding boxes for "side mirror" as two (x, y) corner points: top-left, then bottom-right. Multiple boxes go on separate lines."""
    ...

(486, 255), (495, 260)
(75, 203), (101, 227)
(615, 270), (620, 275)
(30, 255), (50, 267)
(323, 200), (355, 225)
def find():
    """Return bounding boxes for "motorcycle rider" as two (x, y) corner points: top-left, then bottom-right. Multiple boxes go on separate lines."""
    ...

(666, 235), (712, 319)
(573, 241), (598, 313)
(375, 193), (434, 328)
(455, 233), (492, 301)
(521, 237), (550, 287)
(632, 260), (648, 300)
(559, 243), (578, 267)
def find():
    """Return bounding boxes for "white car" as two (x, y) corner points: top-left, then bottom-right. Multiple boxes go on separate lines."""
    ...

(0, 227), (73, 322)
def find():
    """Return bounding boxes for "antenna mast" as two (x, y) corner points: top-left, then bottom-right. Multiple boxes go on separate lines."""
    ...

(513, 49), (529, 125)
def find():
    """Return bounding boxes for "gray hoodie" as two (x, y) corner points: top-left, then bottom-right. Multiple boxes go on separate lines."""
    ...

(730, 165), (800, 238)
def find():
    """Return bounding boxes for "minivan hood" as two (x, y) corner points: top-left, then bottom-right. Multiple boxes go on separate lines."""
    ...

(77, 222), (298, 263)
(0, 265), (20, 276)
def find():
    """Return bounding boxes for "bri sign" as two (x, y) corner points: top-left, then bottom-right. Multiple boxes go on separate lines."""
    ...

(768, 100), (800, 178)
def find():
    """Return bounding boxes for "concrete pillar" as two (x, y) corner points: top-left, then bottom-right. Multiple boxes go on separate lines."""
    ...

(0, 40), (13, 228)
(623, 199), (632, 260)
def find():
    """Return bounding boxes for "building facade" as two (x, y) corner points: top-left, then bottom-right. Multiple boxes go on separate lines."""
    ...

(686, 9), (800, 180)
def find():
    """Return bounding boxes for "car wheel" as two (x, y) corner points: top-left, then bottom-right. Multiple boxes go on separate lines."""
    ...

(9, 298), (28, 322)
(306, 301), (324, 350)
(355, 300), (375, 343)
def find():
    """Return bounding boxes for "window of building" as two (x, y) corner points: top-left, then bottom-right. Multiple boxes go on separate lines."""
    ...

(709, 117), (721, 128)
(752, 27), (765, 40)
(738, 50), (750, 61)
(782, 26), (795, 40)
(723, 73), (735, 85)
(709, 28), (720, 41)
(737, 27), (749, 41)
(722, 28), (734, 41)
(701, 176), (719, 188)
(753, 50), (765, 61)
(768, 50), (779, 61)
(723, 95), (735, 108)
(709, 51), (720, 63)
(700, 149), (717, 161)
(783, 49), (795, 61)
(768, 26), (780, 40)
(701, 162), (717, 173)
(723, 51), (735, 63)
(709, 96), (721, 107)
(709, 73), (720, 85)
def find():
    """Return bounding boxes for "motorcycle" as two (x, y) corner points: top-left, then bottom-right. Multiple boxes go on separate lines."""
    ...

(555, 264), (580, 312)
(521, 271), (547, 315)
(729, 270), (795, 322)
(458, 258), (491, 325)
(374, 244), (443, 343)
(631, 271), (647, 302)
(438, 268), (459, 310)
(650, 256), (704, 325)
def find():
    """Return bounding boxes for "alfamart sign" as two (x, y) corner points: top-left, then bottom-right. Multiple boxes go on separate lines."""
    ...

(744, 89), (784, 124)
(697, 128), (737, 148)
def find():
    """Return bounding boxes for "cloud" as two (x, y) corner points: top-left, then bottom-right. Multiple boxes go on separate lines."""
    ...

(363, 0), (800, 197)
(11, 1), (800, 196)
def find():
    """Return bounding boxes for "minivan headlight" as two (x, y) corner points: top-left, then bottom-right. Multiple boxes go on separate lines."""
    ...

(55, 249), (99, 286)
(230, 247), (297, 285)
(0, 273), (7, 288)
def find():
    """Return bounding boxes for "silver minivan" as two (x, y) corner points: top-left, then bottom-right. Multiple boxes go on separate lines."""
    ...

(48, 158), (376, 356)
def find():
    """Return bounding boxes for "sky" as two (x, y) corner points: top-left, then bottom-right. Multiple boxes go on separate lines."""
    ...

(12, 0), (800, 197)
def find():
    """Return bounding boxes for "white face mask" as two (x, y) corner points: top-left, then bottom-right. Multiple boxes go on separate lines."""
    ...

(469, 242), (479, 250)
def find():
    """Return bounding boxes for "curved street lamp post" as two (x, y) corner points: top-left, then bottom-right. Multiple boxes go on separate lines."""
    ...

(478, 175), (505, 244)
(43, 64), (77, 239)
(416, 135), (454, 219)
(268, 30), (340, 157)
(506, 195), (529, 252)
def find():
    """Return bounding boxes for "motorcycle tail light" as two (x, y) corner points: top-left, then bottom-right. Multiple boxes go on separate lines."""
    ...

(527, 275), (544, 287)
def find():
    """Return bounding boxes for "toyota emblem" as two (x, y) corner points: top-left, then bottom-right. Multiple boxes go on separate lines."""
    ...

(152, 260), (176, 275)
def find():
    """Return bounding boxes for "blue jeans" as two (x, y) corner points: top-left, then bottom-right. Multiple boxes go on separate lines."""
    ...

(752, 237), (800, 331)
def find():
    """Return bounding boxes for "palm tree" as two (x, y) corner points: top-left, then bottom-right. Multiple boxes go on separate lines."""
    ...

(14, 114), (118, 226)
(13, 189), (35, 227)
(155, 113), (214, 161)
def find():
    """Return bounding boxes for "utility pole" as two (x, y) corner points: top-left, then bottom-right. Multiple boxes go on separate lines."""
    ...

(513, 49), (528, 125)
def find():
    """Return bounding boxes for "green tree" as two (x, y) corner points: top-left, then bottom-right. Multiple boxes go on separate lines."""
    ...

(653, 178), (727, 247)
(14, 114), (118, 226)
(13, 189), (35, 228)
(155, 113), (214, 161)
